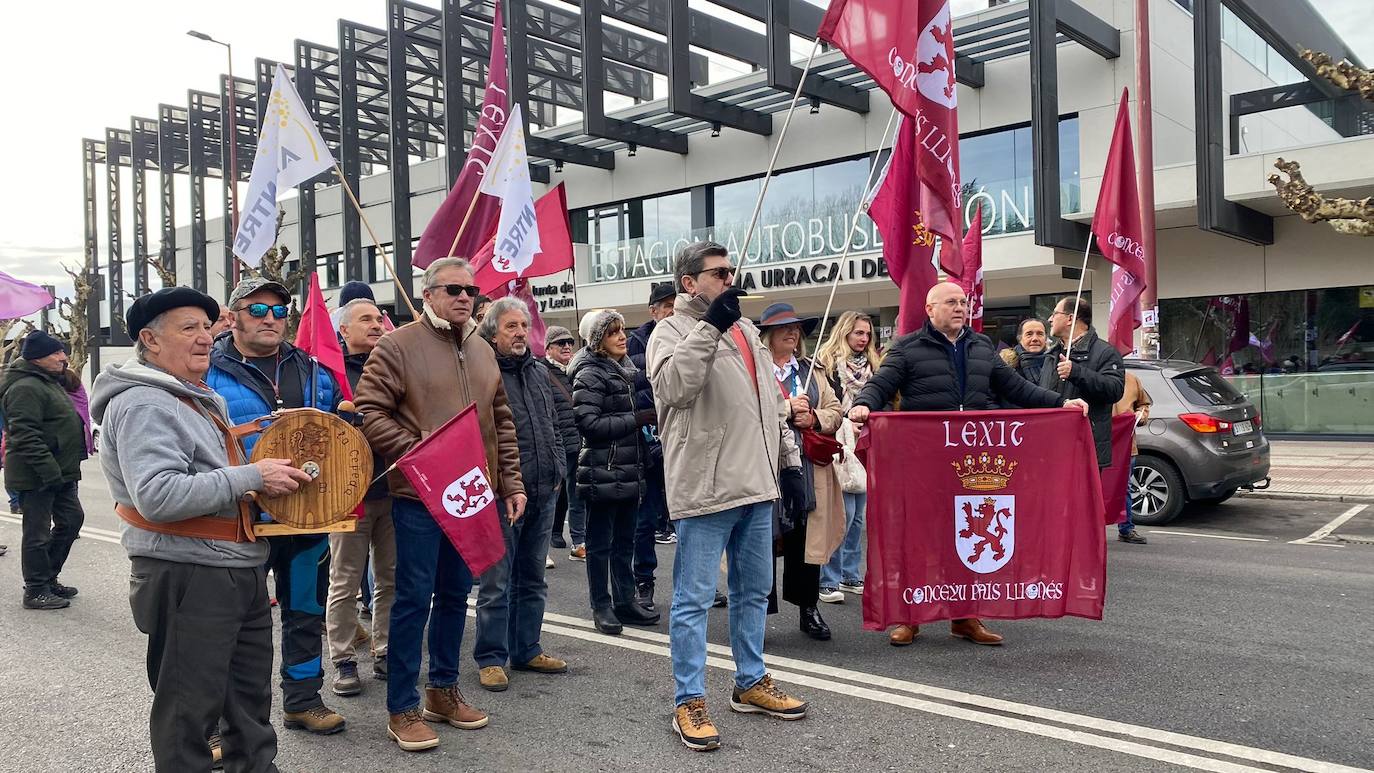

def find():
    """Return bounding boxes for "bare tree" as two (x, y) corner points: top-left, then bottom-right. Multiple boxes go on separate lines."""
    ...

(1267, 50), (1374, 236)
(58, 263), (97, 375)
(0, 318), (36, 365)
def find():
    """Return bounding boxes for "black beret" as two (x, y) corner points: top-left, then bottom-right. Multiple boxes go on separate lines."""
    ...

(648, 282), (676, 306)
(126, 287), (222, 339)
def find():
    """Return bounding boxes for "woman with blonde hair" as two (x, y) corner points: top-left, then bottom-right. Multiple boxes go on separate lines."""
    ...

(812, 311), (880, 604)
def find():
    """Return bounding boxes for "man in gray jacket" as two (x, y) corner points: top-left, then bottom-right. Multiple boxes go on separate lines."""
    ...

(648, 241), (812, 752)
(92, 287), (311, 772)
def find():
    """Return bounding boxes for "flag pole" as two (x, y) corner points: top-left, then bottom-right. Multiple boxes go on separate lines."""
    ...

(798, 106), (903, 394)
(735, 36), (823, 268)
(1065, 231), (1096, 355)
(446, 190), (485, 258)
(332, 162), (420, 319)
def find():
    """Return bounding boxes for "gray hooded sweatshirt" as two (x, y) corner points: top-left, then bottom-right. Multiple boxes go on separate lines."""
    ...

(90, 358), (267, 567)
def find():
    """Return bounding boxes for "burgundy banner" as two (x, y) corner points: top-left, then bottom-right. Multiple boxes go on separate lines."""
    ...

(1091, 89), (1148, 355)
(396, 403), (506, 576)
(859, 408), (1107, 629)
(1100, 413), (1139, 525)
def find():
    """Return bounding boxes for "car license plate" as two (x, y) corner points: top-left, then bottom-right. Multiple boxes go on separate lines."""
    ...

(1234, 420), (1253, 435)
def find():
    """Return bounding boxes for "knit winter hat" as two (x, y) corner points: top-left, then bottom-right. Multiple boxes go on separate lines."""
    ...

(21, 330), (64, 361)
(338, 281), (375, 305)
(579, 308), (616, 342)
(587, 310), (625, 354)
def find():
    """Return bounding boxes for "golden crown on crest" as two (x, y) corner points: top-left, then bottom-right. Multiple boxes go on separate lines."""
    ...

(951, 452), (1017, 491)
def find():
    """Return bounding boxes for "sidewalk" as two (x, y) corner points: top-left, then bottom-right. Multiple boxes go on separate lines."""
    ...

(1243, 440), (1374, 502)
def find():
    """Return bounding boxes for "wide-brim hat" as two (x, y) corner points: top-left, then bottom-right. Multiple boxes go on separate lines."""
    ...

(757, 302), (817, 336)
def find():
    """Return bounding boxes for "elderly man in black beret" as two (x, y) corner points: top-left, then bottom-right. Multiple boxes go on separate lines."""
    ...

(0, 330), (87, 611)
(92, 286), (311, 772)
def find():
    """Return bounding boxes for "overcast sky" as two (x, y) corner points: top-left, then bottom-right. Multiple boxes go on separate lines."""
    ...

(0, 0), (1369, 304)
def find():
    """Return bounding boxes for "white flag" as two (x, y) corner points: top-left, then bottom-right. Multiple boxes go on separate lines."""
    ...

(234, 64), (335, 266)
(477, 104), (541, 276)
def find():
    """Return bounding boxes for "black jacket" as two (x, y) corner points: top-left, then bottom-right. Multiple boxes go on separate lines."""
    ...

(855, 321), (1065, 413)
(626, 319), (657, 417)
(570, 352), (645, 503)
(496, 349), (567, 499)
(1039, 329), (1125, 466)
(541, 357), (580, 457)
(344, 350), (389, 500)
(0, 360), (86, 492)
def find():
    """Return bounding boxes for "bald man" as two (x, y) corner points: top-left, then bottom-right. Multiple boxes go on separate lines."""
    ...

(848, 283), (1086, 647)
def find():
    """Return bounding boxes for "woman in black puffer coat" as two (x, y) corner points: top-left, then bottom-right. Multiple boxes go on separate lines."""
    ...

(571, 310), (658, 634)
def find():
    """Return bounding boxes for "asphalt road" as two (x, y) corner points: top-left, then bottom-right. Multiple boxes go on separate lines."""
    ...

(0, 459), (1371, 772)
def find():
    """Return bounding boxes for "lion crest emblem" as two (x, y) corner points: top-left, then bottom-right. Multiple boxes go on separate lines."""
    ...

(442, 467), (494, 519)
(954, 495), (1015, 574)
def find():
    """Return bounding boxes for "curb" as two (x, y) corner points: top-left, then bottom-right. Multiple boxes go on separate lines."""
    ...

(1238, 490), (1374, 505)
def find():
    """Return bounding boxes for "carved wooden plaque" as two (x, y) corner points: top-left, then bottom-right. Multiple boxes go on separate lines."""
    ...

(248, 408), (372, 530)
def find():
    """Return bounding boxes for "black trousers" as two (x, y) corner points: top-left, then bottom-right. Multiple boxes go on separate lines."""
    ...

(584, 498), (637, 612)
(130, 556), (278, 773)
(771, 521), (819, 611)
(19, 482), (85, 594)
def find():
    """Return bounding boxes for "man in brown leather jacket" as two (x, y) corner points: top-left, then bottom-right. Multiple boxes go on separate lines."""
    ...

(354, 257), (525, 753)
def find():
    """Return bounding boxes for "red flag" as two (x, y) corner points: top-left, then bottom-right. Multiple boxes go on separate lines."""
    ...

(412, 4), (509, 269)
(1228, 297), (1250, 354)
(395, 403), (507, 576)
(1091, 90), (1149, 355)
(472, 183), (574, 291)
(1337, 318), (1362, 346)
(485, 278), (550, 355)
(955, 206), (985, 332)
(858, 408), (1106, 628)
(1200, 347), (1218, 366)
(1099, 413), (1138, 525)
(869, 116), (939, 335)
(293, 272), (352, 401)
(822, 0), (962, 278)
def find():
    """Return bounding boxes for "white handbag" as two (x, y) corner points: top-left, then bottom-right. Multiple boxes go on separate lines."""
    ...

(834, 419), (867, 494)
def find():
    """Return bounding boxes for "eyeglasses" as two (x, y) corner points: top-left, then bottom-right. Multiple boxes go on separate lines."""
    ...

(550, 339), (575, 347)
(695, 266), (736, 281)
(236, 303), (289, 319)
(429, 283), (481, 298)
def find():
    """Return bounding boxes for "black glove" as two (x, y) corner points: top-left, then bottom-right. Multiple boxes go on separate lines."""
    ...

(703, 287), (746, 333)
(779, 466), (809, 518)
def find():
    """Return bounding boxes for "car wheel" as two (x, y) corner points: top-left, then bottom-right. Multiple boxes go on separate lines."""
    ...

(1192, 488), (1238, 507)
(1131, 456), (1184, 526)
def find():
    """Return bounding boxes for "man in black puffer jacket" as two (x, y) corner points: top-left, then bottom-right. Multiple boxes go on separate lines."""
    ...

(625, 282), (676, 611)
(474, 298), (570, 689)
(1040, 297), (1126, 467)
(849, 283), (1086, 648)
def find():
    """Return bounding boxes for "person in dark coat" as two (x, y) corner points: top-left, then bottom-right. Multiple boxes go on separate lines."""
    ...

(0, 331), (87, 610)
(571, 309), (658, 635)
(625, 281), (676, 611)
(999, 318), (1051, 385)
(849, 283), (1087, 647)
(474, 298), (570, 690)
(542, 325), (585, 555)
(1039, 297), (1126, 467)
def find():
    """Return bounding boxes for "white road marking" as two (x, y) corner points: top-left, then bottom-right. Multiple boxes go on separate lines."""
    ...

(1290, 505), (1370, 545)
(1145, 530), (1269, 542)
(0, 512), (123, 545)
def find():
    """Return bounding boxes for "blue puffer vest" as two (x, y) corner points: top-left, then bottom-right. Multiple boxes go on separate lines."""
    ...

(206, 334), (341, 456)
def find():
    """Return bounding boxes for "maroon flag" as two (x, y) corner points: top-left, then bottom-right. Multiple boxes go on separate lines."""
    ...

(1227, 297), (1251, 354)
(823, 0), (962, 278)
(412, 3), (510, 269)
(1099, 413), (1138, 525)
(293, 272), (351, 401)
(955, 206), (985, 332)
(395, 403), (507, 576)
(858, 408), (1106, 628)
(1092, 90), (1149, 355)
(869, 116), (939, 335)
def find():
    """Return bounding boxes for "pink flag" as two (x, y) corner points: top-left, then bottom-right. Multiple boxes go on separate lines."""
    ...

(821, 0), (962, 278)
(1337, 319), (1362, 347)
(412, 4), (509, 269)
(396, 403), (507, 576)
(869, 116), (939, 335)
(1091, 90), (1149, 356)
(956, 207), (985, 332)
(0, 269), (54, 320)
(293, 273), (352, 401)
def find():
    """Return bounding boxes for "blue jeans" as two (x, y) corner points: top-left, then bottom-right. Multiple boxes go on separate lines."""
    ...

(820, 492), (866, 588)
(670, 501), (773, 706)
(562, 452), (587, 545)
(633, 468), (667, 584)
(474, 492), (556, 668)
(1121, 456), (1137, 535)
(386, 497), (473, 714)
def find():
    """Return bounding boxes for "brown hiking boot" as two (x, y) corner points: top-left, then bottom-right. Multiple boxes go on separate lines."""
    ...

(283, 703), (347, 734)
(950, 617), (1004, 645)
(208, 732), (223, 769)
(512, 653), (568, 674)
(889, 624), (918, 646)
(479, 666), (509, 692)
(423, 685), (489, 729)
(730, 674), (807, 720)
(673, 698), (721, 751)
(387, 709), (439, 752)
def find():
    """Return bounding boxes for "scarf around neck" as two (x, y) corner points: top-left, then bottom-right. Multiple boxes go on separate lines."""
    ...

(838, 353), (872, 411)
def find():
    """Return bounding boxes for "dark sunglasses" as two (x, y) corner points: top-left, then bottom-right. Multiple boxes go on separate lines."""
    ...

(237, 303), (289, 319)
(430, 283), (481, 298)
(550, 339), (575, 347)
(695, 266), (736, 281)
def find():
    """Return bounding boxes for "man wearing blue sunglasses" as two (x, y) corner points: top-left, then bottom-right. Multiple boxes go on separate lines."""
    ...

(206, 276), (347, 741)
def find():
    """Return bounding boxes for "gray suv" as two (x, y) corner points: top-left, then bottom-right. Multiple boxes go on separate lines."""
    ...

(1127, 359), (1271, 525)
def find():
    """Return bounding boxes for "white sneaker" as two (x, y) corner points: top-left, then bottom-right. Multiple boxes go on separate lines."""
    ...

(818, 587), (844, 604)
(546, 555), (556, 569)
(839, 580), (864, 595)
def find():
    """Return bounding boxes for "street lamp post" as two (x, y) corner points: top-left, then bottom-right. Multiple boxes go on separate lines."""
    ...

(188, 30), (241, 284)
